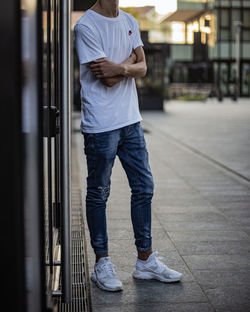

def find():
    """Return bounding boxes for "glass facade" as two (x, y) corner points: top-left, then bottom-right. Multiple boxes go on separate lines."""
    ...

(213, 0), (250, 96)
(167, 0), (250, 97)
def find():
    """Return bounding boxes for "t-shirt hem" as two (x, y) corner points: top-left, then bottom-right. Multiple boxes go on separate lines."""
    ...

(133, 42), (144, 50)
(80, 117), (143, 134)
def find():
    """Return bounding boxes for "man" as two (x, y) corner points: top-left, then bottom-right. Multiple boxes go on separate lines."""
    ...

(74, 0), (182, 292)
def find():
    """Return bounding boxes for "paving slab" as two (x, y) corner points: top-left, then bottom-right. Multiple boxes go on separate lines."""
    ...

(156, 211), (228, 223)
(161, 221), (235, 231)
(143, 99), (250, 180)
(167, 230), (249, 242)
(90, 281), (207, 305)
(192, 270), (250, 289)
(183, 254), (250, 270)
(92, 302), (213, 312)
(204, 286), (250, 312)
(174, 240), (250, 255)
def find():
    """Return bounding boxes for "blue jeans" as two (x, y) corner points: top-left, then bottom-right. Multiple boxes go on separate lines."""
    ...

(82, 122), (154, 255)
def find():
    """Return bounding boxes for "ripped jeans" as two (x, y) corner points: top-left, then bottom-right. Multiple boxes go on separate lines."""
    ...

(83, 122), (154, 255)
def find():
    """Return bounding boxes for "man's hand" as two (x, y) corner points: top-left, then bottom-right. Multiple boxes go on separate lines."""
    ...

(90, 58), (123, 78)
(89, 51), (139, 87)
(122, 46), (147, 78)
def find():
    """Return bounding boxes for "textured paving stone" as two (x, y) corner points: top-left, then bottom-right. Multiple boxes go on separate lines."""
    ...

(156, 211), (228, 223)
(106, 228), (168, 240)
(142, 99), (250, 179)
(153, 197), (211, 206)
(183, 254), (250, 270)
(106, 211), (131, 220)
(161, 221), (235, 231)
(174, 241), (250, 255)
(90, 281), (207, 305)
(92, 303), (213, 312)
(227, 217), (250, 227)
(154, 205), (216, 213)
(168, 230), (249, 242)
(204, 286), (250, 312)
(192, 269), (250, 289)
(214, 202), (250, 210)
(240, 226), (250, 235)
(207, 195), (250, 203)
(107, 218), (162, 229)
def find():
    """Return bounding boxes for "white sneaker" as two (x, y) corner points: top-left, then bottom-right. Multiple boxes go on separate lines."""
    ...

(132, 251), (182, 283)
(91, 256), (123, 292)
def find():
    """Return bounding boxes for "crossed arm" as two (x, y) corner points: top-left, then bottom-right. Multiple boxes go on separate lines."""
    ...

(89, 46), (147, 87)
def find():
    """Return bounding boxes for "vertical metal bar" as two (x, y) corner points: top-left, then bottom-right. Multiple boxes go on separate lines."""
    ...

(217, 6), (222, 100)
(37, 0), (47, 309)
(52, 0), (61, 232)
(234, 21), (242, 100)
(240, 0), (243, 97)
(53, 0), (60, 229)
(60, 0), (72, 303)
(47, 0), (54, 274)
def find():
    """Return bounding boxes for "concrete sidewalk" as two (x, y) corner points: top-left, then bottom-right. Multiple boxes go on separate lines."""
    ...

(74, 99), (250, 312)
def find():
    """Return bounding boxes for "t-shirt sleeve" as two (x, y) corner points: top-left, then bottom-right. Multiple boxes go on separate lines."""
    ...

(132, 19), (144, 50)
(74, 23), (106, 64)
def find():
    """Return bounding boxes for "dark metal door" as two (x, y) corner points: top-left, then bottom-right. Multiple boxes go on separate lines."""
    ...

(42, 0), (72, 306)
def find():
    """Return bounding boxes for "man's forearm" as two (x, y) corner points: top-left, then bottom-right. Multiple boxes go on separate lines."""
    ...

(120, 61), (147, 78)
(100, 52), (137, 87)
(119, 46), (147, 78)
(123, 52), (137, 66)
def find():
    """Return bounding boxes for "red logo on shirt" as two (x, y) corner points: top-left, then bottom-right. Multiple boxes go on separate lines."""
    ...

(128, 30), (132, 36)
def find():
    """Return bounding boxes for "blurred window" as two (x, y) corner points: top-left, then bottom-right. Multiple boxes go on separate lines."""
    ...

(220, 42), (230, 58)
(242, 63), (250, 96)
(171, 22), (185, 44)
(220, 29), (230, 40)
(221, 0), (230, 7)
(232, 0), (241, 7)
(243, 10), (250, 27)
(231, 9), (241, 40)
(221, 9), (229, 27)
(232, 9), (241, 23)
(243, 1), (250, 8)
(243, 30), (250, 41)
(220, 62), (229, 94)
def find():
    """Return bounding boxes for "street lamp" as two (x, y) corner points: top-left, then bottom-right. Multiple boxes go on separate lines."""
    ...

(234, 21), (243, 101)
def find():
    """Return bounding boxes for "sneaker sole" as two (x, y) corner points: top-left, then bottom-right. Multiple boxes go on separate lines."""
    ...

(132, 269), (182, 283)
(91, 273), (123, 292)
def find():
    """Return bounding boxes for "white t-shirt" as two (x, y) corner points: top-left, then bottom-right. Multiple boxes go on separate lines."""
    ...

(74, 9), (143, 133)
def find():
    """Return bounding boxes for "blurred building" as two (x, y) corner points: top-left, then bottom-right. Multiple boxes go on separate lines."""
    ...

(161, 0), (250, 98)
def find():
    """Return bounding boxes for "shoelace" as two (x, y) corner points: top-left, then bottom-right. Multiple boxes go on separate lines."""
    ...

(133, 251), (167, 271)
(100, 261), (116, 277)
(153, 252), (168, 272)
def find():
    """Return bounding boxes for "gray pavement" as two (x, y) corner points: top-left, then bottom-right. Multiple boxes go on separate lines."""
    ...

(74, 98), (250, 312)
(143, 98), (250, 181)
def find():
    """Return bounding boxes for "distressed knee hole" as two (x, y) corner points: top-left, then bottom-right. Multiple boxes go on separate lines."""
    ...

(97, 185), (110, 201)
